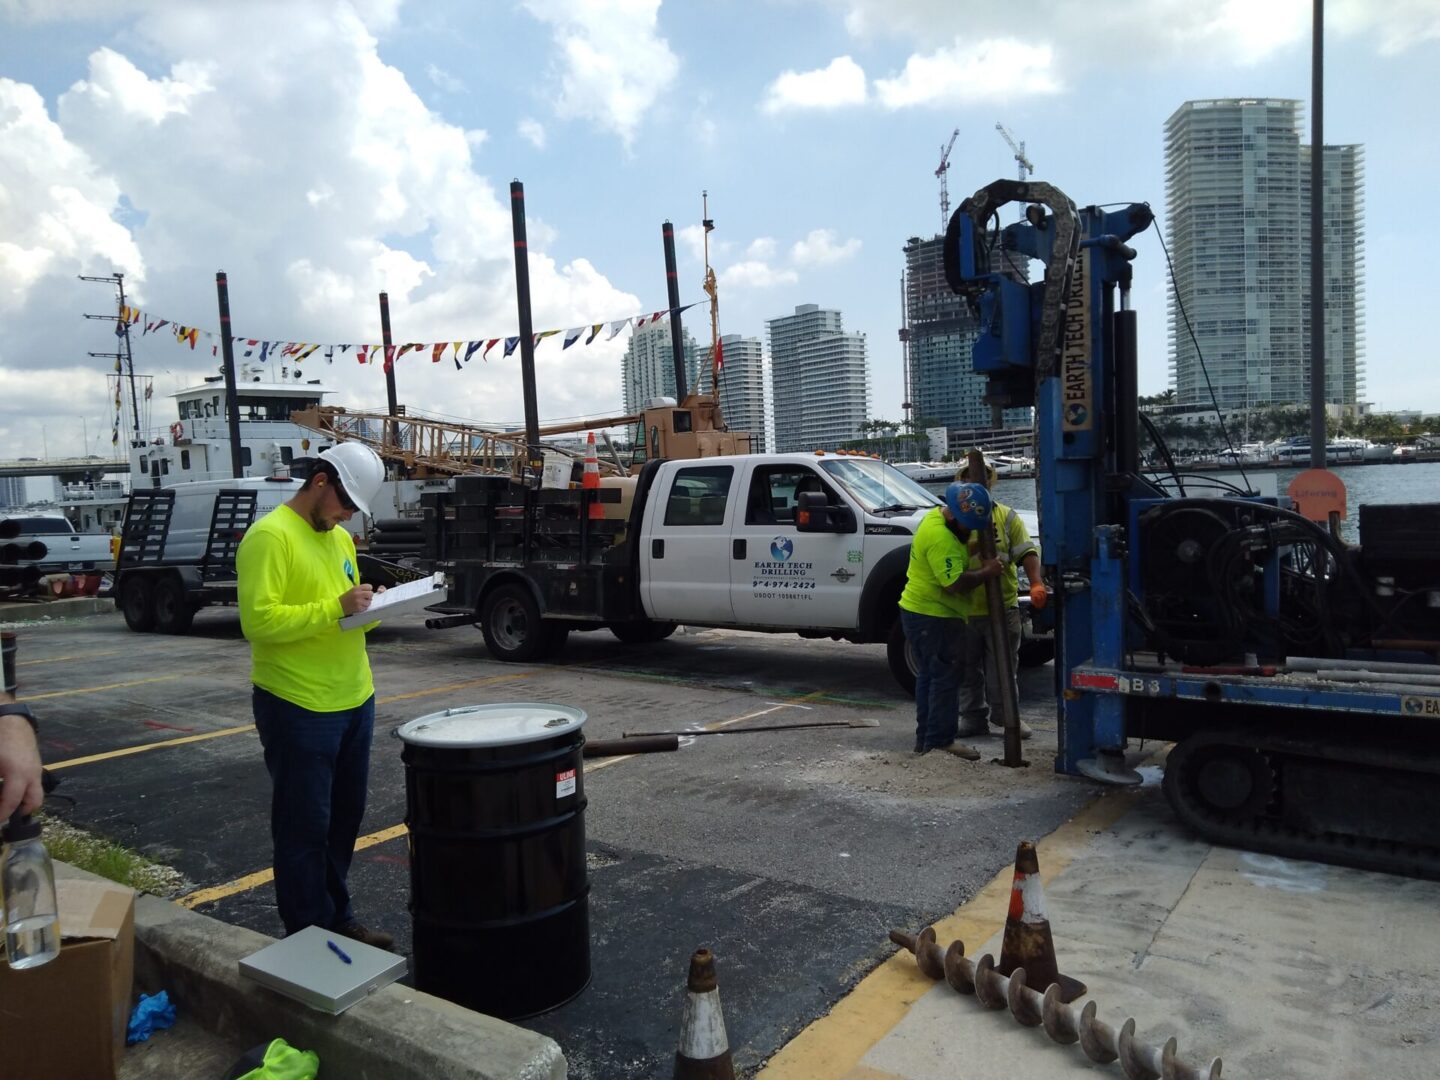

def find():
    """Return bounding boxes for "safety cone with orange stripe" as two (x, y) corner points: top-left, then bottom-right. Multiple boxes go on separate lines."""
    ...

(583, 431), (604, 520)
(674, 948), (735, 1080)
(996, 840), (1087, 1003)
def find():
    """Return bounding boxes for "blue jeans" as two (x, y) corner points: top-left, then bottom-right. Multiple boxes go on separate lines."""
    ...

(900, 610), (963, 751)
(252, 686), (375, 935)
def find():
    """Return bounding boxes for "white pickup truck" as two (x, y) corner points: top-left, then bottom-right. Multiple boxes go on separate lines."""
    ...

(0, 513), (114, 575)
(425, 451), (1052, 692)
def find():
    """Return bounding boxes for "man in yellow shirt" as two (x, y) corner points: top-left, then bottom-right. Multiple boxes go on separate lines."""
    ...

(899, 482), (1003, 759)
(955, 457), (1047, 741)
(237, 442), (391, 948)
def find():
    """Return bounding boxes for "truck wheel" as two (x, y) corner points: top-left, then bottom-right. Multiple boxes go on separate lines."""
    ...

(886, 615), (917, 697)
(152, 575), (195, 635)
(479, 584), (559, 662)
(610, 621), (678, 644)
(119, 576), (155, 633)
(1018, 638), (1056, 668)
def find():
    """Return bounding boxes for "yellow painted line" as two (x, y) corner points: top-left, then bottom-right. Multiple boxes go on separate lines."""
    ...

(756, 785), (1146, 1080)
(179, 823), (412, 909)
(378, 671), (532, 704)
(17, 649), (124, 666)
(44, 672), (534, 771)
(47, 724), (257, 770)
(20, 675), (180, 701)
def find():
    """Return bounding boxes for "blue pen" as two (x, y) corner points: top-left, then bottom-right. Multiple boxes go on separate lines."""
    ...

(327, 939), (353, 964)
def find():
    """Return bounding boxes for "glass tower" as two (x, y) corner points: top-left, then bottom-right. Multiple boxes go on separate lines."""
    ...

(1165, 99), (1364, 410)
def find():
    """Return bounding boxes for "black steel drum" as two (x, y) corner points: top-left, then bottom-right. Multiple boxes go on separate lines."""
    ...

(396, 703), (589, 1019)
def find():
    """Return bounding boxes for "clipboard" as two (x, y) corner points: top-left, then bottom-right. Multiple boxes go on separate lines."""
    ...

(338, 571), (446, 630)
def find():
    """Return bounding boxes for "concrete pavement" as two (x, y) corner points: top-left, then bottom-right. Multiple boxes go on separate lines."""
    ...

(759, 768), (1440, 1080)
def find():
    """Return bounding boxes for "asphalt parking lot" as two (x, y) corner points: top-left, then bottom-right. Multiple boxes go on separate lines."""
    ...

(11, 605), (1097, 1077)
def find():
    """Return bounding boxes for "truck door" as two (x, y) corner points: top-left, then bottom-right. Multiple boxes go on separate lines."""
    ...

(729, 463), (864, 628)
(641, 463), (737, 624)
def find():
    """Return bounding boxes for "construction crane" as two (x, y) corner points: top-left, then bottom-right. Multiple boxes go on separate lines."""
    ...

(995, 122), (1033, 184)
(935, 127), (959, 231)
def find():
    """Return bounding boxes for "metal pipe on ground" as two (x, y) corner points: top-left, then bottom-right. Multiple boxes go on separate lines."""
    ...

(968, 448), (1025, 767)
(1288, 656), (1440, 677)
(583, 735), (678, 758)
(890, 926), (1222, 1080)
(622, 719), (879, 738)
(1313, 670), (1440, 690)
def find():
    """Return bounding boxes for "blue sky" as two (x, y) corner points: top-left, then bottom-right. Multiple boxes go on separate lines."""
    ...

(2, 0), (1438, 461)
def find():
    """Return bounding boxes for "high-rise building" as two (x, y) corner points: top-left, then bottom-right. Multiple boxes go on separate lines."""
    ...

(766, 304), (869, 452)
(0, 476), (26, 508)
(904, 235), (1031, 434)
(714, 334), (767, 452)
(1164, 98), (1365, 410)
(621, 320), (700, 414)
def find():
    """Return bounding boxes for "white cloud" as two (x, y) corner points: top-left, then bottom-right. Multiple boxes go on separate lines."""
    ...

(0, 3), (643, 460)
(761, 55), (867, 114)
(1332, 0), (1440, 54)
(0, 78), (143, 313)
(746, 237), (777, 261)
(426, 62), (464, 94)
(790, 228), (861, 267)
(875, 38), (1060, 108)
(523, 0), (679, 144)
(518, 117), (547, 149)
(718, 260), (799, 290)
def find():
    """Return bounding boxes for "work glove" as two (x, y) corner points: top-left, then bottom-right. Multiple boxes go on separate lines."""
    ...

(1029, 581), (1049, 610)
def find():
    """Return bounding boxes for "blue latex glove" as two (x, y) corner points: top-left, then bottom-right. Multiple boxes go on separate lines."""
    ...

(126, 990), (177, 1045)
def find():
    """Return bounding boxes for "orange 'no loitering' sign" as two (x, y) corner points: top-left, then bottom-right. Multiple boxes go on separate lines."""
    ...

(1287, 468), (1348, 522)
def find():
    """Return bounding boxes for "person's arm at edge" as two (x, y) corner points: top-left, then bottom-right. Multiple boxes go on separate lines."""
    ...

(0, 689), (43, 819)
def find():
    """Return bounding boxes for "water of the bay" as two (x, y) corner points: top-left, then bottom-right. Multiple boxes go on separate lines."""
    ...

(924, 460), (1440, 543)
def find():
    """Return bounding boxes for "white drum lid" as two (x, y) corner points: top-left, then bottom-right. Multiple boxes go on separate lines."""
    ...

(396, 702), (588, 748)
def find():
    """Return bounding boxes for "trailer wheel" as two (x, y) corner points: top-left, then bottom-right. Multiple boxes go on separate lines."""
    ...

(610, 621), (678, 644)
(479, 584), (559, 662)
(152, 575), (194, 635)
(1018, 637), (1056, 668)
(119, 575), (155, 633)
(886, 614), (917, 697)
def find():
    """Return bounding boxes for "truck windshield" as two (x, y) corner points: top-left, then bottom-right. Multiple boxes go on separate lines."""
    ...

(817, 459), (941, 514)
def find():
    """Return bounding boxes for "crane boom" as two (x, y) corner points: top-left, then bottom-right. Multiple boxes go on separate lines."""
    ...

(935, 127), (959, 230)
(994, 121), (1034, 182)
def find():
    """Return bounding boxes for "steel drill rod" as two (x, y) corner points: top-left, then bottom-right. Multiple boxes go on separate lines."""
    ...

(583, 735), (678, 757)
(1289, 655), (1440, 677)
(889, 927), (1222, 1080)
(967, 449), (1024, 767)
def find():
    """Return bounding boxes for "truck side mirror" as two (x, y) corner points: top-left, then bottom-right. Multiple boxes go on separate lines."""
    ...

(794, 491), (830, 532)
(795, 491), (856, 534)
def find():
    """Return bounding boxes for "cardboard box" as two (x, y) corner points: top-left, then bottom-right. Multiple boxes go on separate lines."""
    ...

(0, 879), (136, 1079)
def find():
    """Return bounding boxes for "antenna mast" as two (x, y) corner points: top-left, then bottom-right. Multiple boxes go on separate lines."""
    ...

(80, 272), (142, 448)
(935, 128), (959, 232)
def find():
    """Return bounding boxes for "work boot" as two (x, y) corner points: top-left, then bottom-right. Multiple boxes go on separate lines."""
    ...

(957, 719), (989, 738)
(990, 718), (1033, 740)
(334, 921), (394, 951)
(935, 741), (981, 761)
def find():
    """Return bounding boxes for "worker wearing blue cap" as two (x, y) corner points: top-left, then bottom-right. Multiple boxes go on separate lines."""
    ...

(898, 482), (1003, 759)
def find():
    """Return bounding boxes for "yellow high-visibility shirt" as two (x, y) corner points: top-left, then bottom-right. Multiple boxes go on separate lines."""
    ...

(237, 503), (373, 713)
(899, 507), (973, 619)
(966, 502), (1039, 616)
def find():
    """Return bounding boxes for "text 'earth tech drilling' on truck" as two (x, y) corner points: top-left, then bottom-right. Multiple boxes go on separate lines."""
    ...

(946, 178), (1440, 879)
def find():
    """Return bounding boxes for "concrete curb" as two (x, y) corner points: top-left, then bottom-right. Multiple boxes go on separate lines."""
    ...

(0, 595), (115, 621)
(58, 866), (567, 1080)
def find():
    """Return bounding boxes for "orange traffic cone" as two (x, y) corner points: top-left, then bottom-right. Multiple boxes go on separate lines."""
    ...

(674, 948), (735, 1080)
(583, 431), (604, 521)
(996, 841), (1087, 1003)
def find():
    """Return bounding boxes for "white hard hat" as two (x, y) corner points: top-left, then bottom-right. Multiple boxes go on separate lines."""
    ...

(318, 442), (384, 516)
